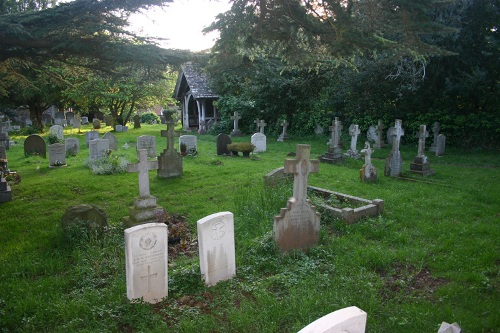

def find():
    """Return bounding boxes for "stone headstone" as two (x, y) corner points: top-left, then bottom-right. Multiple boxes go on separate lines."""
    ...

(65, 138), (80, 155)
(436, 134), (446, 157)
(128, 149), (158, 198)
(374, 120), (386, 149)
(61, 204), (108, 232)
(73, 115), (81, 129)
(230, 111), (242, 137)
(42, 113), (53, 125)
(158, 121), (183, 178)
(89, 139), (109, 160)
(319, 117), (343, 164)
(384, 119), (404, 177)
(314, 124), (324, 135)
(49, 125), (64, 141)
(360, 141), (377, 182)
(102, 132), (118, 150)
(251, 132), (266, 153)
(115, 124), (123, 132)
(0, 175), (12, 203)
(197, 212), (236, 286)
(0, 132), (9, 150)
(277, 120), (289, 142)
(104, 115), (113, 127)
(429, 121), (441, 152)
(438, 322), (461, 333)
(123, 125), (129, 132)
(81, 116), (89, 125)
(48, 143), (67, 167)
(346, 124), (361, 158)
(367, 126), (377, 143)
(55, 111), (65, 121)
(85, 131), (99, 147)
(216, 133), (232, 156)
(92, 119), (101, 129)
(24, 134), (46, 158)
(274, 144), (320, 253)
(137, 135), (156, 158)
(125, 223), (168, 303)
(133, 115), (141, 129)
(410, 125), (435, 176)
(179, 135), (197, 154)
(65, 112), (75, 126)
(297, 306), (367, 333)
(25, 118), (32, 127)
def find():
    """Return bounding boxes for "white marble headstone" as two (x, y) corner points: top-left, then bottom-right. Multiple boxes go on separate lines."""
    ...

(297, 306), (367, 333)
(197, 212), (236, 286)
(125, 223), (168, 304)
(137, 135), (156, 158)
(179, 135), (197, 153)
(251, 132), (267, 153)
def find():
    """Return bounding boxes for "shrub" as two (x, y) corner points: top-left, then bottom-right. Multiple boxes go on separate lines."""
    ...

(47, 134), (61, 144)
(140, 112), (160, 124)
(85, 155), (129, 175)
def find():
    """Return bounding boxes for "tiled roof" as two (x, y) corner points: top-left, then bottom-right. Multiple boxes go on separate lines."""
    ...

(174, 62), (218, 99)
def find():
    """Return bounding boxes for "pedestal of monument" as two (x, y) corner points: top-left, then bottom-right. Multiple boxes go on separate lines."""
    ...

(123, 195), (163, 227)
(319, 147), (344, 164)
(409, 156), (435, 176)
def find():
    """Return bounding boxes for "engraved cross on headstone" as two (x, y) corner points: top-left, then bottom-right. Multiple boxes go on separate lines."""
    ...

(258, 119), (267, 134)
(231, 111), (241, 132)
(417, 124), (429, 157)
(141, 265), (158, 293)
(284, 144), (319, 203)
(127, 149), (158, 198)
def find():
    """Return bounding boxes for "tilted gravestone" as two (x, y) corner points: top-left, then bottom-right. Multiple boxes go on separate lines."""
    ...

(297, 306), (367, 333)
(125, 223), (168, 303)
(157, 121), (182, 178)
(102, 132), (118, 150)
(197, 212), (236, 286)
(48, 143), (67, 167)
(274, 144), (320, 253)
(216, 133), (232, 156)
(137, 135), (156, 158)
(24, 134), (46, 158)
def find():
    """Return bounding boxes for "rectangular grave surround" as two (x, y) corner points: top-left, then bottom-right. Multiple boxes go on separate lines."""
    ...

(308, 185), (384, 224)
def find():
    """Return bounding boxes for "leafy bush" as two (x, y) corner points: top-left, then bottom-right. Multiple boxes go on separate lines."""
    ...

(47, 133), (61, 144)
(140, 112), (160, 124)
(85, 155), (129, 175)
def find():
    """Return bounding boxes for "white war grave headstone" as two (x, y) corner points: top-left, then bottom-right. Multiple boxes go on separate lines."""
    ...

(374, 120), (386, 149)
(197, 212), (236, 286)
(136, 135), (156, 158)
(429, 122), (440, 152)
(384, 119), (404, 177)
(360, 142), (377, 182)
(345, 124), (361, 158)
(125, 223), (168, 304)
(123, 149), (163, 227)
(158, 120), (182, 178)
(251, 132), (266, 153)
(48, 143), (67, 168)
(409, 124), (435, 176)
(89, 139), (109, 160)
(277, 120), (289, 142)
(297, 306), (367, 333)
(230, 111), (242, 137)
(274, 144), (320, 253)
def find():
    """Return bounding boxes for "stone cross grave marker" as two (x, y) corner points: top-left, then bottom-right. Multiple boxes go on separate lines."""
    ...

(48, 143), (67, 167)
(127, 149), (158, 198)
(197, 212), (236, 286)
(430, 121), (440, 152)
(436, 134), (446, 157)
(251, 132), (266, 153)
(410, 125), (435, 176)
(136, 135), (156, 158)
(297, 306), (367, 333)
(384, 119), (404, 177)
(374, 120), (386, 148)
(274, 144), (320, 253)
(89, 139), (109, 160)
(64, 138), (80, 155)
(417, 124), (429, 159)
(85, 131), (99, 147)
(125, 223), (168, 304)
(158, 121), (182, 178)
(230, 111), (242, 137)
(277, 120), (289, 141)
(102, 132), (117, 150)
(360, 142), (377, 182)
(253, 118), (260, 133)
(346, 124), (361, 157)
(258, 119), (267, 134)
(328, 117), (342, 149)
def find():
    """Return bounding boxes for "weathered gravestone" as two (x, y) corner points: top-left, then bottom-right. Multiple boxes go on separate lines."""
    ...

(258, 119), (267, 134)
(367, 126), (377, 143)
(133, 115), (141, 129)
(345, 124), (361, 158)
(48, 143), (67, 167)
(297, 306), (367, 333)
(319, 117), (344, 164)
(429, 122), (440, 152)
(115, 124), (123, 132)
(157, 121), (182, 178)
(24, 134), (46, 158)
(197, 212), (236, 286)
(274, 144), (320, 253)
(89, 139), (109, 160)
(65, 112), (74, 126)
(102, 132), (118, 150)
(0, 132), (9, 150)
(73, 115), (81, 130)
(49, 125), (64, 141)
(0, 173), (12, 203)
(61, 204), (108, 232)
(85, 131), (99, 147)
(230, 111), (242, 137)
(179, 135), (197, 154)
(360, 142), (377, 182)
(92, 119), (101, 129)
(137, 135), (156, 158)
(81, 116), (89, 125)
(54, 112), (65, 126)
(409, 124), (435, 176)
(216, 133), (232, 156)
(251, 132), (267, 153)
(374, 120), (386, 149)
(42, 113), (53, 126)
(436, 134), (446, 157)
(277, 120), (289, 142)
(123, 149), (163, 227)
(104, 115), (113, 127)
(125, 223), (168, 303)
(384, 119), (404, 177)
(65, 138), (80, 156)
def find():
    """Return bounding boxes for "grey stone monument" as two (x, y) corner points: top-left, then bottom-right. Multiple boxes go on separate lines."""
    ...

(409, 125), (435, 176)
(346, 124), (361, 158)
(319, 117), (344, 164)
(374, 120), (386, 149)
(157, 120), (182, 178)
(48, 143), (67, 167)
(277, 120), (289, 142)
(436, 134), (446, 157)
(429, 122), (440, 152)
(384, 119), (404, 177)
(360, 142), (377, 182)
(216, 133), (232, 156)
(230, 111), (242, 137)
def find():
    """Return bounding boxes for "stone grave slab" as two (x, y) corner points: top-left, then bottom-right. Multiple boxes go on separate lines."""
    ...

(137, 135), (156, 158)
(65, 138), (80, 156)
(216, 133), (232, 156)
(263, 166), (294, 187)
(61, 204), (108, 232)
(102, 132), (118, 150)
(24, 134), (46, 158)
(297, 306), (367, 333)
(89, 139), (109, 160)
(85, 131), (99, 147)
(179, 135), (197, 154)
(48, 143), (67, 167)
(197, 212), (236, 286)
(125, 223), (168, 303)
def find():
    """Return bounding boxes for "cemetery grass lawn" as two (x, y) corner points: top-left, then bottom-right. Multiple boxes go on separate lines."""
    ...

(1, 124), (499, 332)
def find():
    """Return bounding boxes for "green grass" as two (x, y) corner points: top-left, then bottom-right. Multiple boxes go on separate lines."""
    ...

(1, 124), (499, 332)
